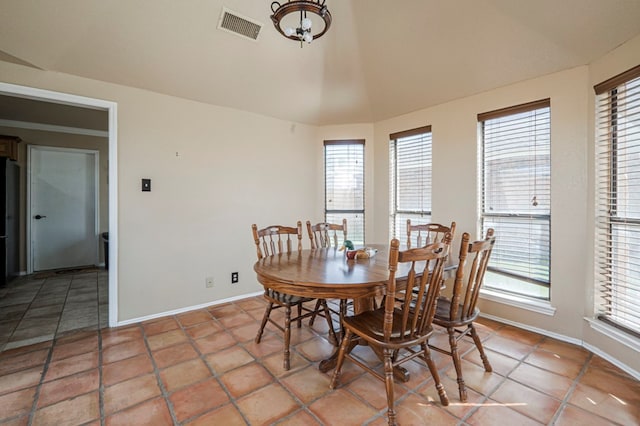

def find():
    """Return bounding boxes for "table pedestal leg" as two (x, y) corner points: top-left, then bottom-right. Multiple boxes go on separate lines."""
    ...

(319, 338), (358, 373)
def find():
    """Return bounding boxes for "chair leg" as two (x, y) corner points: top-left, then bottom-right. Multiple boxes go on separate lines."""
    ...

(422, 343), (449, 406)
(308, 299), (322, 326)
(470, 324), (492, 372)
(447, 326), (466, 402)
(383, 349), (397, 426)
(282, 305), (291, 370)
(321, 300), (338, 346)
(297, 303), (302, 328)
(329, 329), (352, 389)
(255, 302), (273, 344)
(283, 304), (292, 370)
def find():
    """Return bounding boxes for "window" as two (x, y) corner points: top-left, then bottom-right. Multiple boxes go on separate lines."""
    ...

(594, 65), (640, 336)
(479, 99), (551, 300)
(324, 140), (365, 245)
(389, 126), (432, 243)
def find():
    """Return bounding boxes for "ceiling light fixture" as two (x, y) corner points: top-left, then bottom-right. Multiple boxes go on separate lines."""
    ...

(270, 0), (332, 46)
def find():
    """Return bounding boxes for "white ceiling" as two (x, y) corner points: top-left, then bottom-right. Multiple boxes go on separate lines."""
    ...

(1, 0), (640, 125)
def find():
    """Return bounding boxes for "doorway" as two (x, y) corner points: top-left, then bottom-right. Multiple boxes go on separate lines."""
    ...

(0, 82), (118, 331)
(28, 146), (99, 272)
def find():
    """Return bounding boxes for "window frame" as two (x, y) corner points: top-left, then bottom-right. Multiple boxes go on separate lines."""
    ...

(324, 139), (365, 245)
(594, 64), (640, 337)
(389, 126), (433, 241)
(478, 98), (552, 300)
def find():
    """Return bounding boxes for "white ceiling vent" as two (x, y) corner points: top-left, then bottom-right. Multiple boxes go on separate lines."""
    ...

(217, 7), (262, 41)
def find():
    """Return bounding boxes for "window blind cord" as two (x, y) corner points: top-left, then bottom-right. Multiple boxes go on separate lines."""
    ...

(532, 111), (539, 207)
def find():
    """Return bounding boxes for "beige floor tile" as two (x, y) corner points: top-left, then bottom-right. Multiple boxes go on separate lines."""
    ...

(490, 378), (562, 424)
(219, 362), (273, 398)
(236, 383), (299, 425)
(103, 374), (161, 415)
(160, 358), (211, 392)
(170, 378), (230, 423)
(105, 397), (173, 426)
(308, 388), (378, 425)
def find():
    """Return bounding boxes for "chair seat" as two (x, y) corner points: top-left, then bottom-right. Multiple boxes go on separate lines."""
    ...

(433, 297), (480, 326)
(343, 308), (433, 345)
(266, 289), (313, 305)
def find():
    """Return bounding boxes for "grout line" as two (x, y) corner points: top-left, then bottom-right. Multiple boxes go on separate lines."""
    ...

(215, 302), (328, 424)
(546, 350), (593, 425)
(97, 324), (105, 426)
(26, 337), (55, 426)
(178, 311), (249, 425)
(48, 275), (70, 340)
(139, 320), (181, 425)
(456, 322), (510, 423)
(2, 276), (47, 350)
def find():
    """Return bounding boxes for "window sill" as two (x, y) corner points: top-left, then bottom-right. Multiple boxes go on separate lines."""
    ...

(479, 289), (556, 316)
(584, 317), (640, 352)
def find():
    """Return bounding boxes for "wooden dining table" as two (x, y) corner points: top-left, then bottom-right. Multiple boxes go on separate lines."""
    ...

(253, 243), (455, 380)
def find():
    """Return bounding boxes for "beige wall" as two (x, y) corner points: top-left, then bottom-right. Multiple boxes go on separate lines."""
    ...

(0, 61), (320, 321)
(0, 127), (109, 270)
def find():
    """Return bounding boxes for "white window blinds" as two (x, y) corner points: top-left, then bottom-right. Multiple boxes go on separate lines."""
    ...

(594, 65), (640, 336)
(479, 99), (551, 299)
(324, 140), (365, 245)
(389, 126), (432, 241)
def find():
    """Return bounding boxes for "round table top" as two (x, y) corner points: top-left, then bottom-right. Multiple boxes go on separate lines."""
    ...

(253, 244), (427, 299)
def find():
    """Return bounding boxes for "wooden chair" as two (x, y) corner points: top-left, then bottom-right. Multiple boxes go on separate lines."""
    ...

(252, 222), (337, 370)
(306, 219), (347, 249)
(406, 220), (456, 248)
(306, 220), (349, 327)
(429, 229), (496, 402)
(398, 220), (455, 303)
(330, 236), (452, 426)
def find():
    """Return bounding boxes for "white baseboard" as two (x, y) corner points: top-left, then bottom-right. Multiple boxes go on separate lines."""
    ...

(480, 312), (582, 346)
(480, 312), (640, 380)
(116, 291), (264, 327)
(581, 341), (640, 381)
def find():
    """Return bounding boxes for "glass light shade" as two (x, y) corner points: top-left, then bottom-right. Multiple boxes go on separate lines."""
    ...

(303, 32), (313, 43)
(301, 17), (312, 30)
(284, 27), (295, 37)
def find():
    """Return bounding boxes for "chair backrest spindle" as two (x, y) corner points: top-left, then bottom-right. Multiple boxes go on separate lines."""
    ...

(306, 219), (347, 249)
(407, 220), (456, 249)
(449, 229), (496, 322)
(252, 222), (303, 260)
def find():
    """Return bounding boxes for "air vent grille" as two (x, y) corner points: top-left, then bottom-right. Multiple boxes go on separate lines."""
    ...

(218, 8), (262, 41)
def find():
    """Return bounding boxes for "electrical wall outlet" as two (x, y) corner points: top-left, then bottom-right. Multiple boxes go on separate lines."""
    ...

(205, 277), (214, 288)
(231, 272), (239, 284)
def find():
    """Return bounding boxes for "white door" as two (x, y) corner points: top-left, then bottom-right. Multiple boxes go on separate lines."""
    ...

(29, 146), (98, 271)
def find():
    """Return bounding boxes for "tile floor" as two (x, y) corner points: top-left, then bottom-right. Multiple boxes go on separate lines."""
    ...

(0, 269), (108, 352)
(0, 296), (639, 425)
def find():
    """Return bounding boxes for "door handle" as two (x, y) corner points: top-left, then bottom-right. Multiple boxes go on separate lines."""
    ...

(34, 215), (47, 220)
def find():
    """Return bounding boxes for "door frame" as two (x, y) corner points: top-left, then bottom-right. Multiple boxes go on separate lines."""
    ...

(26, 145), (100, 273)
(0, 81), (119, 327)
